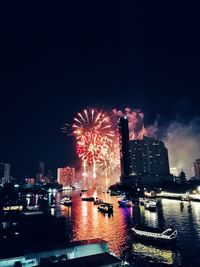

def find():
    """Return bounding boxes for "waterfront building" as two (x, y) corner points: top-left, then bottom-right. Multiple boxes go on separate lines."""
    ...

(129, 136), (170, 177)
(57, 166), (75, 188)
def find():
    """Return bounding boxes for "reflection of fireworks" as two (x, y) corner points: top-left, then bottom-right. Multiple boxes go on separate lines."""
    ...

(73, 109), (115, 179)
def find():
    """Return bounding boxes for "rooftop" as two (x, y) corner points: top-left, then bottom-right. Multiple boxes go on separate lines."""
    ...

(42, 252), (121, 267)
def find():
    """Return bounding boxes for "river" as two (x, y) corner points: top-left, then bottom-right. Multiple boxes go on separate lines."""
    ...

(50, 189), (200, 267)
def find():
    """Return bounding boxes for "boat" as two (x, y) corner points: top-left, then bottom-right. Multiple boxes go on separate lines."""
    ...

(82, 197), (95, 201)
(98, 203), (113, 213)
(26, 205), (39, 211)
(110, 191), (118, 196)
(131, 198), (139, 205)
(144, 199), (157, 211)
(118, 199), (133, 208)
(117, 193), (126, 200)
(60, 197), (72, 206)
(132, 225), (177, 244)
(139, 198), (146, 205)
(181, 195), (190, 202)
(93, 198), (104, 205)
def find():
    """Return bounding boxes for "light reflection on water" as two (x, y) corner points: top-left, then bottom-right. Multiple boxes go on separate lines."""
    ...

(132, 242), (176, 265)
(54, 191), (200, 267)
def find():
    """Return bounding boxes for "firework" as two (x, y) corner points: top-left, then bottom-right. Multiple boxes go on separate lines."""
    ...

(73, 109), (115, 179)
(98, 142), (120, 177)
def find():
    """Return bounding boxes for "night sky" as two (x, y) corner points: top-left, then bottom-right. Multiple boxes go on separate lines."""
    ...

(0, 2), (199, 178)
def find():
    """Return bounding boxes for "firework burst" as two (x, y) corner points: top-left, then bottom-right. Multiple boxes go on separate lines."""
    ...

(73, 109), (115, 179)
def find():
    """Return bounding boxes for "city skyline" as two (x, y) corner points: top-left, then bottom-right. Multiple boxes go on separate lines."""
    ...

(1, 105), (199, 179)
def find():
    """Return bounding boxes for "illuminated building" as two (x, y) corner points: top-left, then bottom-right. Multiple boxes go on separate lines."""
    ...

(118, 117), (131, 182)
(0, 163), (11, 185)
(193, 159), (200, 179)
(130, 137), (170, 177)
(25, 178), (35, 185)
(57, 167), (75, 188)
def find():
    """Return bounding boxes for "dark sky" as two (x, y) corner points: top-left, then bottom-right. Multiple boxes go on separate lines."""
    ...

(0, 2), (199, 178)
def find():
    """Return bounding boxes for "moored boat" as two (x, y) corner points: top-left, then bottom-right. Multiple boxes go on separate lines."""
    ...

(60, 197), (72, 206)
(139, 198), (146, 205)
(110, 191), (118, 196)
(82, 197), (95, 201)
(26, 205), (39, 211)
(81, 189), (87, 192)
(132, 225), (177, 244)
(144, 199), (157, 211)
(93, 198), (104, 205)
(98, 203), (113, 213)
(118, 199), (133, 208)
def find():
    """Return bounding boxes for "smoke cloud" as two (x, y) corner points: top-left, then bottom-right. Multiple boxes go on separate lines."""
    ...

(113, 107), (158, 140)
(113, 107), (200, 178)
(163, 118), (200, 178)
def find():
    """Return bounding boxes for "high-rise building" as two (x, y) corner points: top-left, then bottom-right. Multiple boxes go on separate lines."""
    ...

(47, 170), (55, 183)
(39, 162), (45, 176)
(118, 117), (131, 182)
(0, 163), (11, 185)
(4, 163), (11, 183)
(0, 163), (4, 185)
(193, 159), (200, 179)
(57, 167), (75, 188)
(36, 162), (45, 183)
(129, 137), (170, 177)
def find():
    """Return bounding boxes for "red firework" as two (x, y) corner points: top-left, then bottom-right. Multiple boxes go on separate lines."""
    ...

(73, 109), (114, 166)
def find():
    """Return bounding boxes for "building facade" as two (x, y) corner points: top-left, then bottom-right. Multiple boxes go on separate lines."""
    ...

(193, 159), (200, 179)
(57, 167), (75, 188)
(129, 137), (170, 177)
